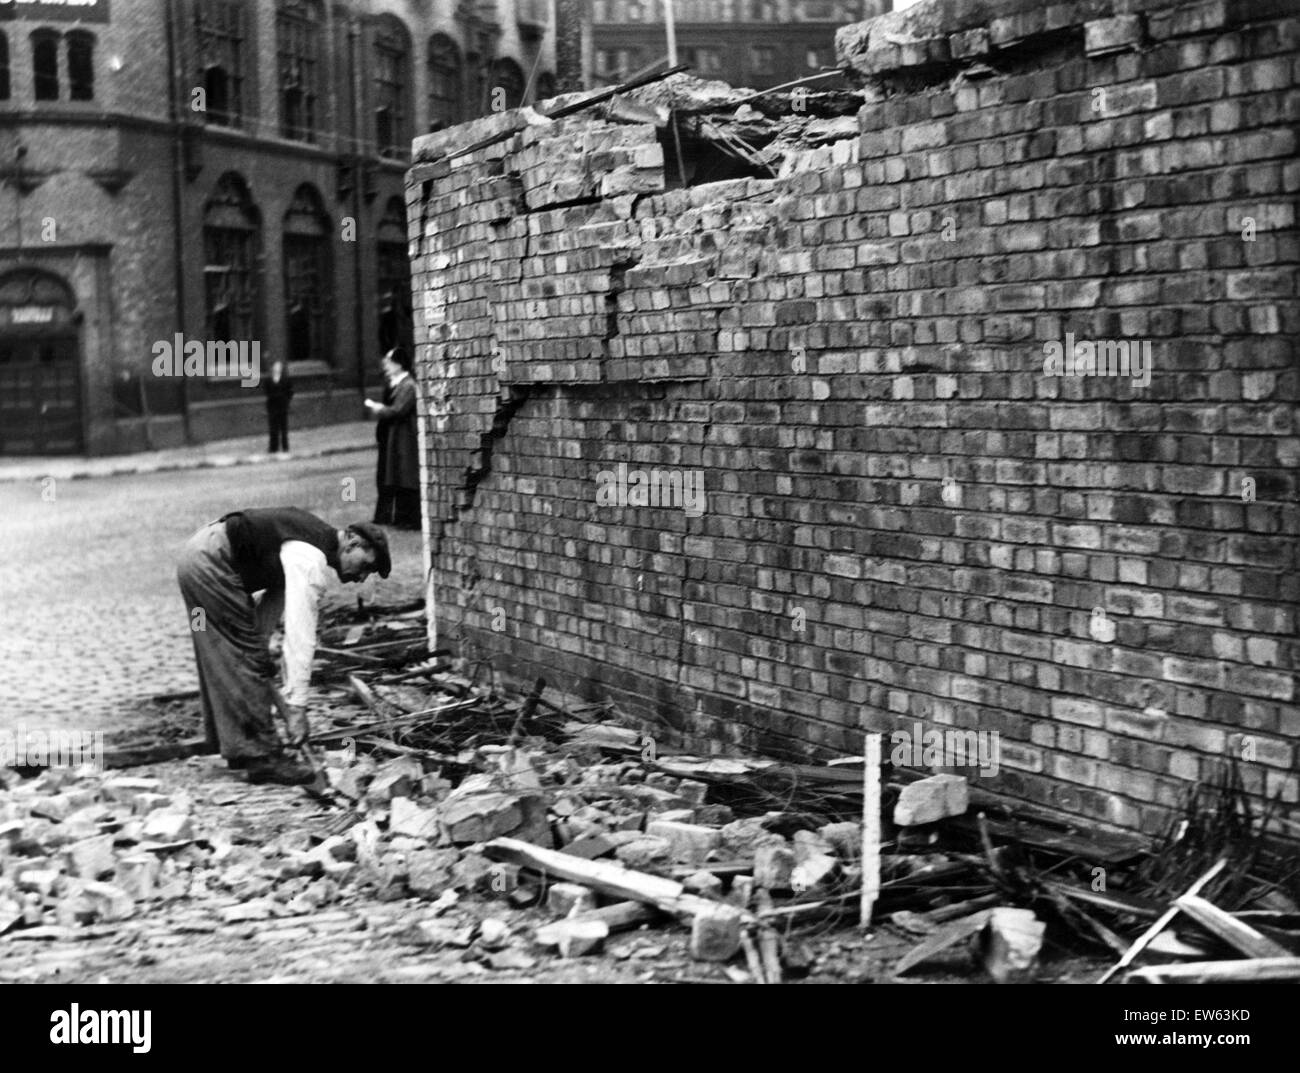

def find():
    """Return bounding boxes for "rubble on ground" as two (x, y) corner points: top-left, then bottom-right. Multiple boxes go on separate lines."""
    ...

(3, 599), (1297, 983)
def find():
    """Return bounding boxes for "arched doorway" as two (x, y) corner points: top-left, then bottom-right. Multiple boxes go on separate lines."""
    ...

(0, 268), (81, 454)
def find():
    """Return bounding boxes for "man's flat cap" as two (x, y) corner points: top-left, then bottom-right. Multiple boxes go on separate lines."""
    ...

(347, 522), (392, 578)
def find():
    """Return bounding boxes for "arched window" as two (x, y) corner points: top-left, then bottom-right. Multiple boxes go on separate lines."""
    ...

(32, 30), (59, 101)
(277, 0), (322, 142)
(0, 33), (10, 101)
(373, 16), (411, 159)
(377, 196), (412, 358)
(490, 57), (525, 112)
(427, 34), (460, 132)
(282, 184), (331, 366)
(66, 31), (94, 100)
(197, 0), (248, 127)
(203, 173), (261, 342)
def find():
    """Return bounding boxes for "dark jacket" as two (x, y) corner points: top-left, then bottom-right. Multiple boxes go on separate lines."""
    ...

(263, 369), (294, 409)
(374, 374), (419, 490)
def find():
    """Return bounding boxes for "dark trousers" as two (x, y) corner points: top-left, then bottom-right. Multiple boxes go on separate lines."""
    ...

(176, 522), (282, 763)
(374, 486), (421, 529)
(267, 405), (289, 453)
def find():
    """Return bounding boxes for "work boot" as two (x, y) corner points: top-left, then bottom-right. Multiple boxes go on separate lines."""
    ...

(245, 753), (315, 786)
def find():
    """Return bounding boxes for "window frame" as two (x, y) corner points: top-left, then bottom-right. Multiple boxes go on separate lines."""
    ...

(66, 30), (94, 102)
(196, 0), (248, 128)
(372, 16), (412, 159)
(202, 173), (263, 346)
(275, 0), (323, 143)
(426, 33), (461, 132)
(281, 184), (333, 368)
(31, 29), (60, 102)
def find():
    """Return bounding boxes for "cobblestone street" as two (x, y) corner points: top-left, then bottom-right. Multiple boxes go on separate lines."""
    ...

(2, 451), (424, 735)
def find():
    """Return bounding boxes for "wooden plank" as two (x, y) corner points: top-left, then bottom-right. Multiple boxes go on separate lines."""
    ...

(756, 891), (782, 983)
(758, 927), (782, 984)
(925, 893), (1001, 924)
(945, 810), (1147, 865)
(336, 634), (426, 652)
(667, 861), (753, 879)
(1043, 887), (1129, 956)
(534, 901), (659, 946)
(103, 737), (209, 769)
(739, 930), (767, 984)
(308, 698), (477, 744)
(861, 732), (881, 927)
(894, 909), (994, 976)
(1043, 879), (1161, 920)
(1096, 858), (1228, 984)
(1175, 894), (1292, 959)
(484, 837), (754, 924)
(317, 646), (388, 665)
(1127, 957), (1300, 984)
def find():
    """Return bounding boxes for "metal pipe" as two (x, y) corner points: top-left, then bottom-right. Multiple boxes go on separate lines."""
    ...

(348, 16), (367, 399)
(163, 0), (191, 444)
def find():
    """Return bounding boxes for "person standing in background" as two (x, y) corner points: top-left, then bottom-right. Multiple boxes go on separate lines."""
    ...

(263, 358), (294, 456)
(365, 347), (421, 530)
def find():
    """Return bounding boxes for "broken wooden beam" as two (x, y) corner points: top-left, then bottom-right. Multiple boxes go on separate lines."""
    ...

(1096, 858), (1228, 984)
(317, 646), (388, 665)
(484, 837), (754, 924)
(925, 893), (1002, 924)
(1174, 894), (1292, 960)
(534, 901), (660, 947)
(894, 909), (994, 976)
(1042, 879), (1160, 920)
(1126, 957), (1300, 984)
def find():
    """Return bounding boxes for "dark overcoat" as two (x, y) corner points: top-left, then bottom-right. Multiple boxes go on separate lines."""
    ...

(374, 375), (419, 490)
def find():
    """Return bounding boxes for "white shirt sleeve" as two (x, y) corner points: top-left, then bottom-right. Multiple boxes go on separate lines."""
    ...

(279, 540), (329, 706)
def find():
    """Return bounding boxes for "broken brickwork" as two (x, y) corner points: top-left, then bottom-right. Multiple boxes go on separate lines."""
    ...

(407, 0), (1299, 841)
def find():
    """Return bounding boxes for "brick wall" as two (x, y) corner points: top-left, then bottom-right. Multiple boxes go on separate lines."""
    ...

(408, 0), (1299, 840)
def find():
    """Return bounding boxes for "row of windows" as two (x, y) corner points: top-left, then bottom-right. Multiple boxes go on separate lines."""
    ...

(203, 173), (411, 366)
(595, 44), (831, 81)
(0, 5), (550, 157)
(198, 1), (551, 154)
(0, 30), (96, 102)
(592, 0), (859, 22)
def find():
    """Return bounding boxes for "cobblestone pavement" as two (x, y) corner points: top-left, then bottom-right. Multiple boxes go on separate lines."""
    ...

(1, 450), (424, 735)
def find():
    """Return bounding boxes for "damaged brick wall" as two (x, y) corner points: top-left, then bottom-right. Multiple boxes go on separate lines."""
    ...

(407, 0), (1299, 840)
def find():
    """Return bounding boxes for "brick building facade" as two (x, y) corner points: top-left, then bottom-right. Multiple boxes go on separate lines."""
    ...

(592, 0), (885, 90)
(407, 0), (1299, 841)
(0, 0), (554, 456)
